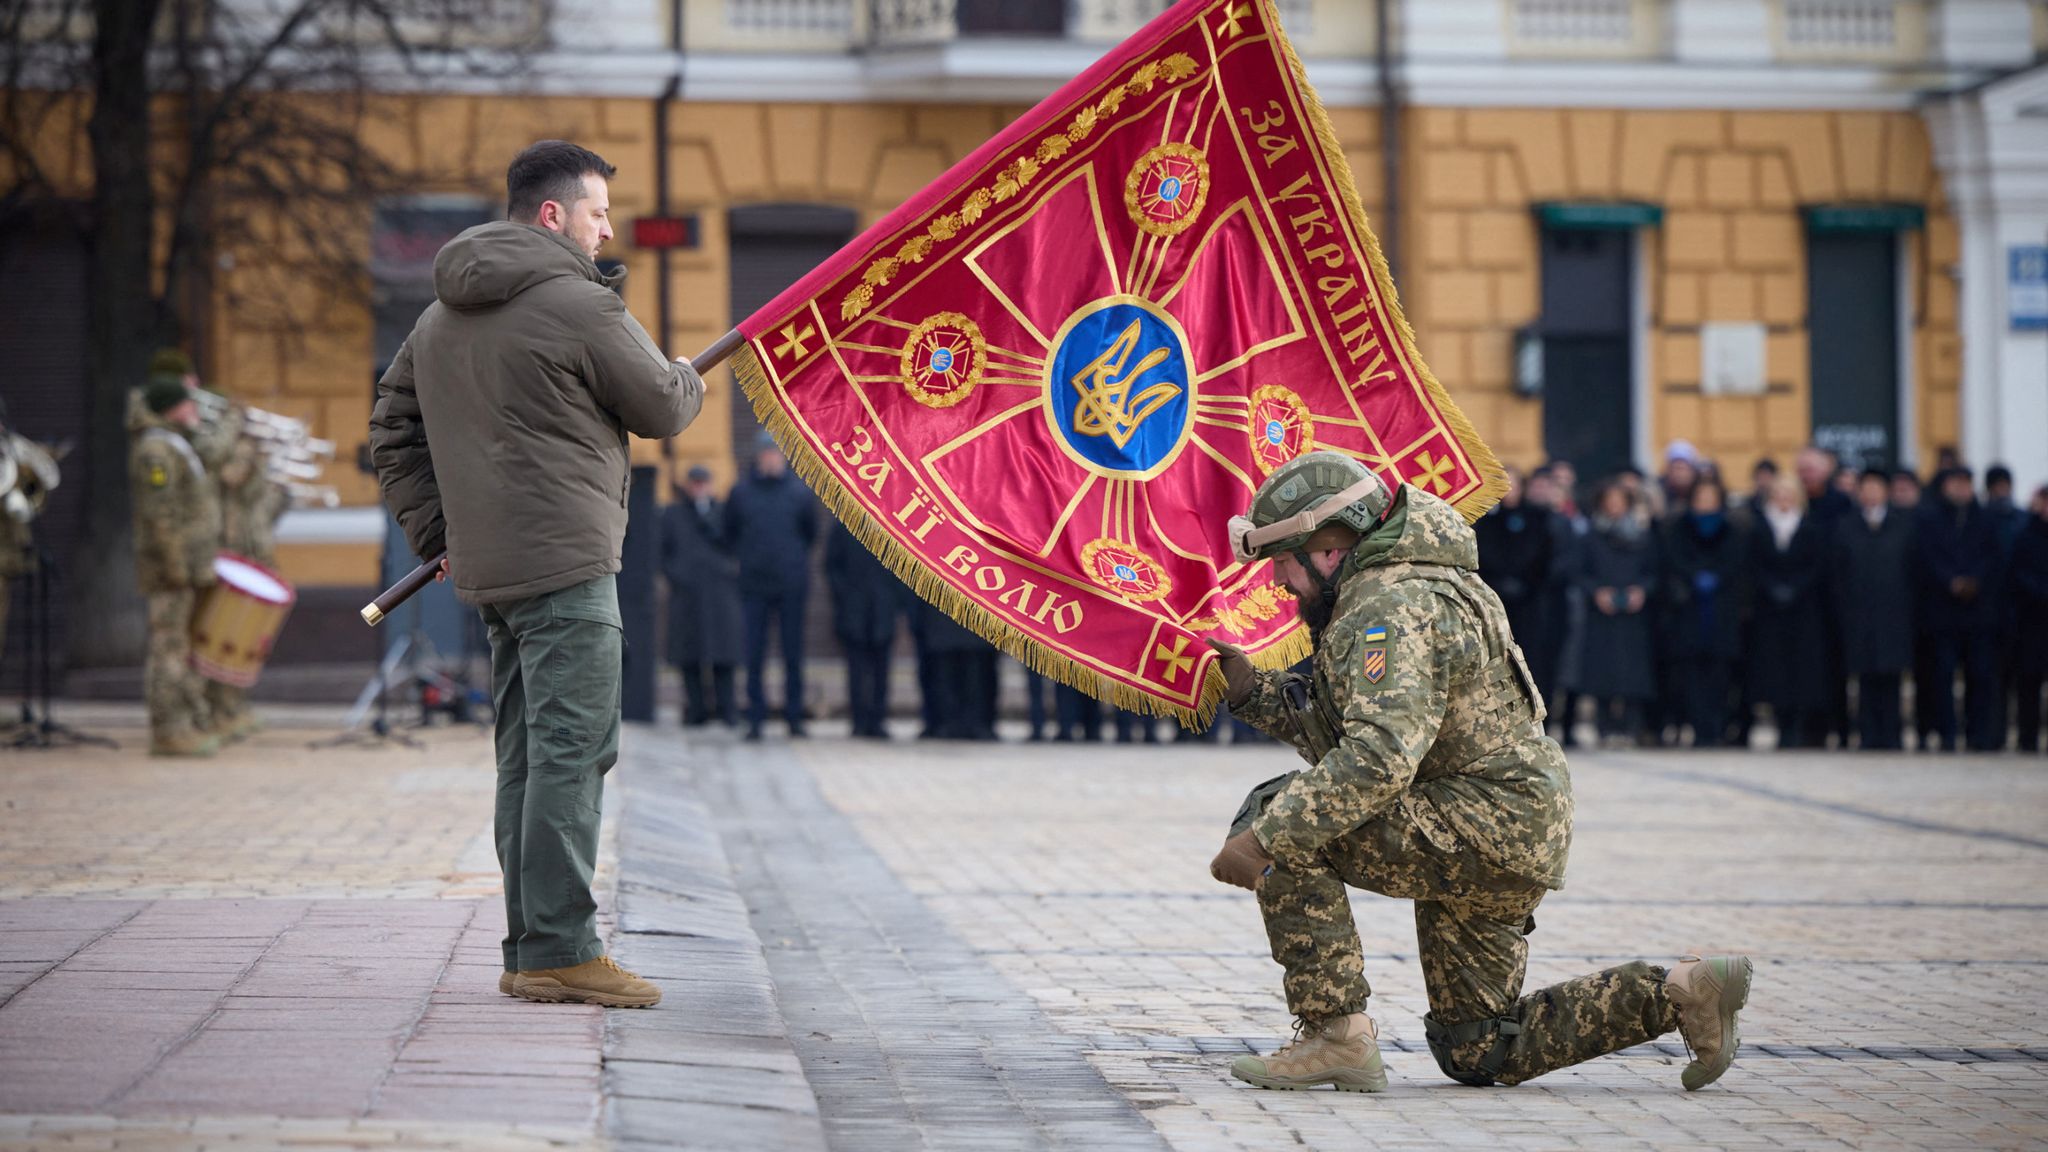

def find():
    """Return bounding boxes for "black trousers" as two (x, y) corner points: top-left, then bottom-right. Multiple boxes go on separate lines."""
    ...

(1855, 672), (1903, 751)
(743, 591), (807, 730)
(1683, 658), (1734, 748)
(2017, 663), (2045, 753)
(1055, 685), (1101, 741)
(843, 642), (892, 737)
(679, 661), (736, 725)
(1930, 627), (2003, 751)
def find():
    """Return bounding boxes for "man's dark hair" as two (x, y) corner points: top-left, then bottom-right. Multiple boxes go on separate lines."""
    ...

(507, 141), (617, 222)
(1753, 457), (1778, 476)
(1986, 464), (2013, 491)
(1859, 468), (1890, 486)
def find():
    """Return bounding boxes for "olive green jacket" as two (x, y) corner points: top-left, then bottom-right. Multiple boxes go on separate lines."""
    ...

(1237, 485), (1574, 889)
(370, 222), (703, 606)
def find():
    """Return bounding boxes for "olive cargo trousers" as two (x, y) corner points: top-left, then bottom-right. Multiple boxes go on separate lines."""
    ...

(480, 574), (622, 972)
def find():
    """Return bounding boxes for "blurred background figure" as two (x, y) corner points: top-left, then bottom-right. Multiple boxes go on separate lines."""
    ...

(1530, 463), (1588, 746)
(1053, 682), (1102, 742)
(1834, 468), (1917, 751)
(1740, 458), (1779, 513)
(1917, 467), (2004, 752)
(1112, 704), (1159, 744)
(1746, 475), (1830, 748)
(1891, 469), (1924, 512)
(825, 525), (900, 740)
(2010, 487), (2048, 754)
(1658, 440), (1701, 516)
(1571, 481), (1656, 746)
(910, 598), (997, 741)
(1659, 477), (1747, 747)
(725, 439), (818, 740)
(661, 465), (740, 728)
(1475, 465), (1560, 707)
(1021, 666), (1050, 741)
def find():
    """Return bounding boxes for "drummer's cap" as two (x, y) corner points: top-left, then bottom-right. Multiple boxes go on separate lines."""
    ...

(149, 348), (193, 380)
(142, 379), (190, 414)
(685, 465), (713, 483)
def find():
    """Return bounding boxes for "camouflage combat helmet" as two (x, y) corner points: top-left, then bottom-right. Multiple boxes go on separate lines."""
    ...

(1229, 451), (1392, 563)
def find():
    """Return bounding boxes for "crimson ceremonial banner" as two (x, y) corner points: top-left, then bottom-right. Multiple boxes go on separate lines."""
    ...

(731, 0), (1504, 725)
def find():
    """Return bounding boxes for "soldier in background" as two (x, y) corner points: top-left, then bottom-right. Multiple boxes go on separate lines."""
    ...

(1205, 452), (1752, 1094)
(129, 378), (223, 757)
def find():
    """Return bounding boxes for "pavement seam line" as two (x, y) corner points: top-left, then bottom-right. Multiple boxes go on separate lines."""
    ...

(98, 899), (318, 1113)
(0, 901), (148, 1013)
(364, 896), (485, 1119)
(1605, 753), (2048, 852)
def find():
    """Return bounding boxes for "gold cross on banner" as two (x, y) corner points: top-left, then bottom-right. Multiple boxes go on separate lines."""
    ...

(1215, 2), (1252, 39)
(1153, 634), (1195, 684)
(1412, 450), (1454, 495)
(776, 322), (817, 361)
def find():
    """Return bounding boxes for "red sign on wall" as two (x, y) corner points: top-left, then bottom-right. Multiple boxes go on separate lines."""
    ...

(632, 215), (701, 251)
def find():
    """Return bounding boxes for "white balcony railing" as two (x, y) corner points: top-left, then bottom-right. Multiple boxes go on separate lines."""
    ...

(692, 0), (1349, 54)
(1507, 0), (1663, 56)
(1774, 0), (1929, 60)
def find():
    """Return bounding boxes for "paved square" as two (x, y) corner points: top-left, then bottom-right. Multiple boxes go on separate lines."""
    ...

(790, 736), (2048, 1150)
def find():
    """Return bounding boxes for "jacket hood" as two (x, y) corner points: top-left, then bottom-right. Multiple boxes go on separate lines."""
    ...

(433, 221), (601, 311)
(1349, 484), (1480, 575)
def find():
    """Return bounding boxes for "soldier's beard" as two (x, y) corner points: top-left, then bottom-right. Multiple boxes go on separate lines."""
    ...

(1297, 590), (1335, 644)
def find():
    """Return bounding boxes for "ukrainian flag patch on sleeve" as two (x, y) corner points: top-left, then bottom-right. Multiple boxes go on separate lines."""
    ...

(1361, 625), (1388, 684)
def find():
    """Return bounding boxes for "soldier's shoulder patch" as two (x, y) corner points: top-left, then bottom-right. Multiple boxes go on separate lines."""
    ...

(147, 464), (168, 489)
(1361, 624), (1389, 684)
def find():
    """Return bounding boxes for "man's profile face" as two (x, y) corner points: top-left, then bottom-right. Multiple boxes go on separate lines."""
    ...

(167, 399), (201, 429)
(756, 449), (786, 478)
(1795, 448), (1830, 493)
(540, 173), (613, 261)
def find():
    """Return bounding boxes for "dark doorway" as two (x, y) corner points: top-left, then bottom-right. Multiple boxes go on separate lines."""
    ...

(0, 216), (91, 691)
(957, 0), (1066, 35)
(727, 204), (858, 463)
(1539, 226), (1635, 489)
(1807, 230), (1899, 470)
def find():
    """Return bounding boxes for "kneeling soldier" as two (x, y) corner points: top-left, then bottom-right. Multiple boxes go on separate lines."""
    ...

(1207, 452), (1750, 1093)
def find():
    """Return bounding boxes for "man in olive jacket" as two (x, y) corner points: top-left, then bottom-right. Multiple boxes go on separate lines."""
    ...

(371, 141), (703, 1007)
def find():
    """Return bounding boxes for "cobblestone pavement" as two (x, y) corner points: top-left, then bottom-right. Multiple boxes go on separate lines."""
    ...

(780, 734), (2048, 1151)
(0, 721), (612, 1152)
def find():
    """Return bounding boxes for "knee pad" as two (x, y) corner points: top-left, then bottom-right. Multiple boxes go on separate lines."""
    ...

(1424, 1012), (1522, 1087)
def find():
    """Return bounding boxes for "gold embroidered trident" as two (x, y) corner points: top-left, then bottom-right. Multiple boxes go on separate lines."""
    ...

(1069, 319), (1181, 450)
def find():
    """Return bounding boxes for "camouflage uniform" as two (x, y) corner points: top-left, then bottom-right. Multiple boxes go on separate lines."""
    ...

(130, 405), (223, 749)
(201, 420), (286, 732)
(1232, 479), (1680, 1087)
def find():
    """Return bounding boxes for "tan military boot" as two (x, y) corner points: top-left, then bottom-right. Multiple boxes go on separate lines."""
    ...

(150, 730), (219, 757)
(1231, 1013), (1387, 1092)
(498, 972), (515, 996)
(1666, 954), (1753, 1090)
(512, 956), (661, 1008)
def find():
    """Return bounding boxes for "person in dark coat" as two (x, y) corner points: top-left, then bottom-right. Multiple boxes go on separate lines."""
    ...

(1796, 445), (1856, 744)
(825, 526), (900, 739)
(1530, 466), (1587, 746)
(1746, 475), (1833, 748)
(1834, 469), (1917, 751)
(1916, 467), (2004, 752)
(724, 441), (819, 739)
(1054, 683), (1103, 742)
(1570, 482), (1658, 745)
(1474, 467), (1560, 703)
(910, 598), (997, 740)
(660, 466), (742, 726)
(2009, 487), (2048, 754)
(1658, 477), (1749, 747)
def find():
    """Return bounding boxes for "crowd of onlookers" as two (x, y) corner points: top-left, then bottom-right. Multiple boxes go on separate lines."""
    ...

(660, 434), (2047, 753)
(1476, 443), (2048, 753)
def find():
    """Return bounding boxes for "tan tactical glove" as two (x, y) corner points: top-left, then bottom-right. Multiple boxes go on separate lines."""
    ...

(1209, 829), (1274, 892)
(1205, 638), (1256, 708)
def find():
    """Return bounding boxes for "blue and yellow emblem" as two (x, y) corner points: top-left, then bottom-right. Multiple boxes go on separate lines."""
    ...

(1362, 624), (1388, 684)
(1045, 295), (1194, 480)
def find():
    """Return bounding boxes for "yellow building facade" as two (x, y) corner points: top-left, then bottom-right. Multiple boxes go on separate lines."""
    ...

(8, 0), (2044, 602)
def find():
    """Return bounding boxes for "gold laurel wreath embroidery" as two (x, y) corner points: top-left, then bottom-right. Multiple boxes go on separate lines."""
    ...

(1186, 583), (1288, 636)
(1079, 538), (1174, 605)
(840, 51), (1200, 322)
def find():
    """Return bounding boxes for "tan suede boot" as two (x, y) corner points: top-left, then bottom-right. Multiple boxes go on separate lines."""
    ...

(150, 730), (219, 758)
(1231, 1013), (1387, 1092)
(498, 972), (515, 996)
(1666, 954), (1753, 1091)
(512, 956), (661, 1008)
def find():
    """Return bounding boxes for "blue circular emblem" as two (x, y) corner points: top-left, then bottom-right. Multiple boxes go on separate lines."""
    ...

(929, 347), (954, 374)
(1158, 177), (1182, 203)
(1113, 563), (1138, 582)
(1265, 419), (1285, 445)
(1046, 300), (1193, 477)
